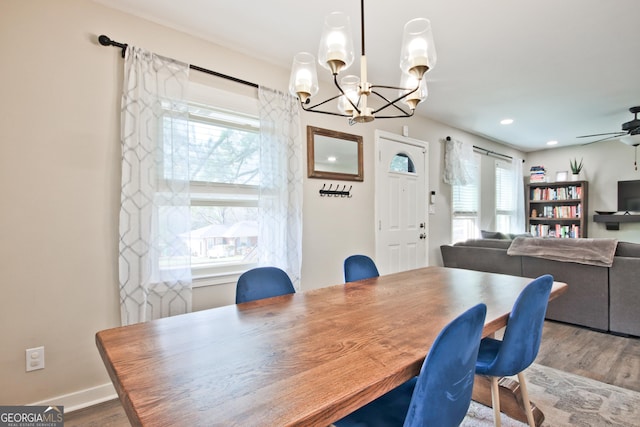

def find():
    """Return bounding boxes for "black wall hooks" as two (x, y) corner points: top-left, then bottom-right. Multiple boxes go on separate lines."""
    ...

(319, 184), (352, 198)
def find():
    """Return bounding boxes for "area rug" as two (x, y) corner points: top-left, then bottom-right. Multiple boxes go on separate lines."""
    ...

(461, 363), (640, 426)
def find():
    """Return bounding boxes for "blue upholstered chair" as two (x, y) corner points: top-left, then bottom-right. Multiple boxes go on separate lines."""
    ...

(475, 274), (554, 427)
(235, 266), (295, 304)
(344, 254), (380, 283)
(334, 303), (487, 427)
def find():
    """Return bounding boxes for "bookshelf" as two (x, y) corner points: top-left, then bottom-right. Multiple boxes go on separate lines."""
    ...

(527, 180), (588, 238)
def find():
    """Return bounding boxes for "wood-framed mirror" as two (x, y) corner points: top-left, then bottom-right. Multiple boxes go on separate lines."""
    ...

(307, 126), (364, 181)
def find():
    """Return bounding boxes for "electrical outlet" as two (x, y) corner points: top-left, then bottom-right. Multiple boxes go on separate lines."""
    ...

(26, 346), (45, 372)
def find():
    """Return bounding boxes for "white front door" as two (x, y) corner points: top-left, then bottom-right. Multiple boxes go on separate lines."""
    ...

(375, 131), (428, 275)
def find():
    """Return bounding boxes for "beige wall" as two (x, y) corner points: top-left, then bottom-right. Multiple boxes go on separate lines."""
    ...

(0, 0), (526, 406)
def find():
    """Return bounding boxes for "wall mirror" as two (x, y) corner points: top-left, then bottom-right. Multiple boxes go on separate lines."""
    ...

(307, 126), (364, 181)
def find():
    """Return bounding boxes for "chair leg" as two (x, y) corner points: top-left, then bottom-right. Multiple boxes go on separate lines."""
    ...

(490, 376), (501, 427)
(517, 372), (536, 427)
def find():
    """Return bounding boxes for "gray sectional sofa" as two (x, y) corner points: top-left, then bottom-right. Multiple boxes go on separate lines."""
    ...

(440, 238), (640, 336)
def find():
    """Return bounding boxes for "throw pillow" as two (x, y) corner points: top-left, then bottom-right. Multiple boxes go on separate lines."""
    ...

(481, 230), (505, 239)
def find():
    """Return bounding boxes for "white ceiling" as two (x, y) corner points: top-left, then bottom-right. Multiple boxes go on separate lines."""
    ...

(95, 0), (640, 152)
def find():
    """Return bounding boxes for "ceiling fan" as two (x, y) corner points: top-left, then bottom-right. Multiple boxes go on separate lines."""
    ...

(577, 106), (640, 146)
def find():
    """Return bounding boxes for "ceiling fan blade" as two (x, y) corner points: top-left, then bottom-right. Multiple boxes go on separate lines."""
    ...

(580, 134), (621, 145)
(576, 131), (627, 138)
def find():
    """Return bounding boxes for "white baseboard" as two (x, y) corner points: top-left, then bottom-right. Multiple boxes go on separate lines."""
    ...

(29, 383), (117, 413)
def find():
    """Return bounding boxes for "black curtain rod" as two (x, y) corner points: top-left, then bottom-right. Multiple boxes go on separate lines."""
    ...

(445, 136), (519, 161)
(98, 35), (259, 89)
(473, 145), (513, 160)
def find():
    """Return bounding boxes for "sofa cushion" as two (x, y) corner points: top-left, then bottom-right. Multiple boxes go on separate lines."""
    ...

(453, 238), (513, 250)
(614, 241), (640, 257)
(481, 230), (507, 239)
(480, 230), (532, 240)
(441, 244), (522, 276)
(505, 232), (533, 239)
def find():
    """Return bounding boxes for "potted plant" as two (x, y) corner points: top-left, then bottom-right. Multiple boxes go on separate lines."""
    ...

(570, 158), (583, 179)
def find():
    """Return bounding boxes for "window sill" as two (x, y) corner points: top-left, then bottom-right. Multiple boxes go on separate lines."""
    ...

(192, 270), (247, 288)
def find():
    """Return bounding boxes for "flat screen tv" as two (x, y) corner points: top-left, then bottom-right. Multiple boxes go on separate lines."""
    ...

(618, 180), (640, 212)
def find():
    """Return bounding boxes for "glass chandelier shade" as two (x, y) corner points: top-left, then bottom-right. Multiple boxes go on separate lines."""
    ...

(289, 1), (436, 124)
(400, 18), (437, 80)
(318, 12), (355, 75)
(288, 52), (319, 104)
(338, 75), (360, 115)
(400, 73), (428, 110)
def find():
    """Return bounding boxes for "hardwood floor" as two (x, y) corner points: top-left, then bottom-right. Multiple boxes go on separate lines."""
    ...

(64, 320), (640, 426)
(537, 320), (640, 393)
(65, 399), (128, 427)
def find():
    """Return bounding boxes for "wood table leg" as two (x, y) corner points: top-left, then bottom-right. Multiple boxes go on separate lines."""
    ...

(472, 374), (545, 426)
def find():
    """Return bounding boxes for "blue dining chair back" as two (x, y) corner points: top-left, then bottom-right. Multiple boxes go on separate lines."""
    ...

(475, 274), (554, 427)
(334, 303), (487, 427)
(344, 254), (380, 283)
(235, 266), (295, 304)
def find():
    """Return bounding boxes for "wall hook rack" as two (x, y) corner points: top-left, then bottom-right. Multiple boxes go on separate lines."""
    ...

(319, 184), (352, 198)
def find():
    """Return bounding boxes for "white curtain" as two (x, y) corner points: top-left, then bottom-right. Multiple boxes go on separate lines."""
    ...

(119, 47), (192, 325)
(511, 156), (526, 233)
(257, 87), (303, 289)
(443, 138), (475, 185)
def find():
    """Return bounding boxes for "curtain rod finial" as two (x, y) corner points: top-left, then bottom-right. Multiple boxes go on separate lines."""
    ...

(98, 34), (127, 58)
(98, 35), (112, 46)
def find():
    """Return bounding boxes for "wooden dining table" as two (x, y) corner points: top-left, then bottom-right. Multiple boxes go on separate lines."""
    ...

(96, 266), (567, 427)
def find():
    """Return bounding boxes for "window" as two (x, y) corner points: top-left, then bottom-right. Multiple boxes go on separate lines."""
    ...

(495, 159), (515, 233)
(160, 86), (261, 280)
(389, 153), (415, 173)
(451, 153), (480, 243)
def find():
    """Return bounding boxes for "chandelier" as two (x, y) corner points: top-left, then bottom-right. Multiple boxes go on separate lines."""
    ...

(289, 0), (436, 125)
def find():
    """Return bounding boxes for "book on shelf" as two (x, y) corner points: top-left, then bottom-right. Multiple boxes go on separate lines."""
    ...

(554, 224), (580, 238)
(546, 204), (581, 218)
(529, 223), (580, 238)
(530, 204), (581, 220)
(530, 185), (582, 201)
(530, 224), (550, 237)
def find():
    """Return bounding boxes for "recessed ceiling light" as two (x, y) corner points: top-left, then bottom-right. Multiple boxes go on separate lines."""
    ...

(327, 156), (337, 162)
(547, 140), (558, 146)
(500, 118), (514, 125)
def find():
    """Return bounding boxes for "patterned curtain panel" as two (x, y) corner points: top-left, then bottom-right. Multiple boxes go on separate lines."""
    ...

(119, 47), (192, 325)
(443, 138), (475, 185)
(257, 87), (303, 289)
